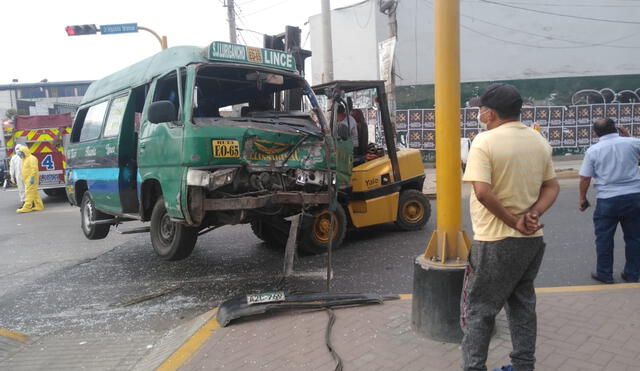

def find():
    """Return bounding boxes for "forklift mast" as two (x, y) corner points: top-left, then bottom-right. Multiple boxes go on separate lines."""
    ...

(264, 26), (312, 111)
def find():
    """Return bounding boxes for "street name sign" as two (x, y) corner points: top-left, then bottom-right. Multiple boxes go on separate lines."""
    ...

(100, 23), (138, 35)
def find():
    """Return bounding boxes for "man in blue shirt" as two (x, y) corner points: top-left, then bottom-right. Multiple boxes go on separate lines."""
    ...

(579, 118), (640, 283)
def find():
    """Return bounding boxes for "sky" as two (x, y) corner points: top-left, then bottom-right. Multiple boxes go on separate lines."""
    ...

(1, 0), (363, 84)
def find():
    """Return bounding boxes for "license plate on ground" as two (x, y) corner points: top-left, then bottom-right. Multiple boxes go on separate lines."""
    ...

(246, 291), (285, 305)
(212, 139), (240, 158)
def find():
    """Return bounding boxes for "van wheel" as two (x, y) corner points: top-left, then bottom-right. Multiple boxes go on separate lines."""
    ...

(150, 197), (198, 261)
(299, 205), (347, 255)
(250, 219), (289, 248)
(81, 192), (110, 240)
(396, 189), (430, 231)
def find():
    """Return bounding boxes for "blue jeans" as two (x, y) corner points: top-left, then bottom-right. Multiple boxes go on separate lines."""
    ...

(593, 193), (640, 281)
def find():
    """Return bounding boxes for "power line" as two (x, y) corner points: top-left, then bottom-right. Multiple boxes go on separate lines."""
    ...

(302, 29), (311, 48)
(480, 0), (640, 24)
(233, 6), (262, 46)
(460, 9), (638, 47)
(242, 0), (292, 17)
(460, 23), (640, 49)
(484, 1), (640, 8)
(422, 0), (640, 49)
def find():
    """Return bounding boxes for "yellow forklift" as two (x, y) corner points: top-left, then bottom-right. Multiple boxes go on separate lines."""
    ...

(252, 80), (430, 254)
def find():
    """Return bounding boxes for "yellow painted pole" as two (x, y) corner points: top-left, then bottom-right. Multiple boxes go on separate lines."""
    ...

(138, 26), (167, 50)
(423, 0), (470, 266)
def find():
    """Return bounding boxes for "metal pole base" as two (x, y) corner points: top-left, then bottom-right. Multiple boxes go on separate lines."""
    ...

(411, 255), (465, 343)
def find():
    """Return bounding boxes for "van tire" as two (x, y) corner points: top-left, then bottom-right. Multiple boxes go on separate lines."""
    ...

(250, 219), (288, 248)
(396, 189), (430, 231)
(150, 197), (198, 261)
(299, 205), (347, 255)
(80, 192), (110, 240)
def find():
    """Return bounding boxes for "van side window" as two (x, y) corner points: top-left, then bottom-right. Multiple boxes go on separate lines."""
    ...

(154, 74), (181, 109)
(73, 101), (109, 142)
(103, 95), (129, 137)
(132, 85), (148, 133)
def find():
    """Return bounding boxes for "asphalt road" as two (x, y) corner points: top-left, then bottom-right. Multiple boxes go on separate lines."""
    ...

(0, 178), (629, 338)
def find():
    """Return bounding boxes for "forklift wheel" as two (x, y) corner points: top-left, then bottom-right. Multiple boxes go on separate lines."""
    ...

(299, 205), (347, 255)
(396, 189), (431, 231)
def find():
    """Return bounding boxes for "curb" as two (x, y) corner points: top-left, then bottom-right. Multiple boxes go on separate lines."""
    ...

(555, 169), (579, 179)
(133, 309), (219, 371)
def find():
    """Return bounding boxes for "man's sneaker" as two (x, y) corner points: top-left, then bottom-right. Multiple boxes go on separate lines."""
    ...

(621, 272), (639, 283)
(492, 366), (512, 371)
(591, 271), (614, 284)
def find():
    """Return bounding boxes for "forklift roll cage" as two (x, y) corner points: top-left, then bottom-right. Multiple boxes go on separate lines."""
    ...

(312, 80), (401, 183)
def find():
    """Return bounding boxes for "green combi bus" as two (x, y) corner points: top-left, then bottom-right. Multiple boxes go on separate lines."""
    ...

(66, 41), (351, 260)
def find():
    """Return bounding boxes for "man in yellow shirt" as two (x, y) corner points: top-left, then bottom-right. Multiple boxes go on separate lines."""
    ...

(461, 84), (560, 371)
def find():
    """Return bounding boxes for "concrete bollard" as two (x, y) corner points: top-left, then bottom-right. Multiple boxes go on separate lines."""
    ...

(411, 255), (466, 343)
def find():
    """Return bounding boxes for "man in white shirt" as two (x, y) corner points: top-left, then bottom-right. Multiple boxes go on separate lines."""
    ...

(9, 144), (25, 203)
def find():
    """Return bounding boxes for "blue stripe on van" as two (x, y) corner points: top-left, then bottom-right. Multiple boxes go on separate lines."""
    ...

(72, 168), (120, 181)
(71, 168), (120, 194)
(88, 179), (120, 194)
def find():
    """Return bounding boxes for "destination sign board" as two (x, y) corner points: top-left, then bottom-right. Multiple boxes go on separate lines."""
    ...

(207, 41), (297, 72)
(100, 23), (138, 35)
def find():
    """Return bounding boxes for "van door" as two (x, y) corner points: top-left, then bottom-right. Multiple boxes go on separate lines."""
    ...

(138, 69), (186, 218)
(116, 85), (147, 213)
(69, 100), (112, 210)
(97, 93), (130, 213)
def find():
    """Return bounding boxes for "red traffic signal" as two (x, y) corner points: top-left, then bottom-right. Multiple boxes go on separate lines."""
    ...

(65, 24), (98, 36)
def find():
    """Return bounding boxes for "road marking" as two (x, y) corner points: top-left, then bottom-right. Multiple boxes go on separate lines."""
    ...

(398, 282), (640, 300)
(156, 308), (220, 371)
(535, 282), (640, 293)
(0, 328), (29, 342)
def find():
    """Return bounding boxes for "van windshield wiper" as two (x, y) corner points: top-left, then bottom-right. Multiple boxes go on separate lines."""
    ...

(226, 118), (322, 137)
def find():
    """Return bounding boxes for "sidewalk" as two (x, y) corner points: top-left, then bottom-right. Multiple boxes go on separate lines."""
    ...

(164, 283), (640, 371)
(423, 157), (582, 196)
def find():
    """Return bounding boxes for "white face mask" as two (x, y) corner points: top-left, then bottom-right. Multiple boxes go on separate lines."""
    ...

(477, 108), (488, 130)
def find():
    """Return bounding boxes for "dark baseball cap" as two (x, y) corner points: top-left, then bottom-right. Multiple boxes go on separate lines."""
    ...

(479, 83), (523, 113)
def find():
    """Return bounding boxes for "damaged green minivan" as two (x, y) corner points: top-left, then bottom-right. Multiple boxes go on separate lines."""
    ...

(66, 42), (350, 260)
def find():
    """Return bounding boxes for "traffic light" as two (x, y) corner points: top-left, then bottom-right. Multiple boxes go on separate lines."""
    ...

(65, 24), (98, 36)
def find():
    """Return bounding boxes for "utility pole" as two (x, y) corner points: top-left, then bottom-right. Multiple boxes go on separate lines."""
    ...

(321, 0), (334, 83)
(411, 0), (470, 343)
(225, 0), (240, 115)
(380, 1), (398, 126)
(226, 0), (237, 43)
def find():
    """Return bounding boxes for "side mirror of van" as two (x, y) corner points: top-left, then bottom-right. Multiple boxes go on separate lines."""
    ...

(337, 123), (350, 141)
(148, 100), (177, 124)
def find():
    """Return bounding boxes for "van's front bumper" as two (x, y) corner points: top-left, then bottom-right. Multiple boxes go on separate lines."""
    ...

(202, 192), (329, 211)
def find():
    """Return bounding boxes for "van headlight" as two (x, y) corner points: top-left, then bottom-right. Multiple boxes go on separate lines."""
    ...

(187, 168), (237, 190)
(210, 168), (237, 189)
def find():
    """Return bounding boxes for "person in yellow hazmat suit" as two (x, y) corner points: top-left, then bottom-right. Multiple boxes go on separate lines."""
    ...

(16, 145), (44, 213)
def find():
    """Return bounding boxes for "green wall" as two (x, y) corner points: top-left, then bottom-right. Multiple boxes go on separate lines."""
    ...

(397, 74), (640, 109)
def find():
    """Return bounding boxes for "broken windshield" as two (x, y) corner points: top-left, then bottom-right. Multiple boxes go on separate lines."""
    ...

(191, 65), (322, 133)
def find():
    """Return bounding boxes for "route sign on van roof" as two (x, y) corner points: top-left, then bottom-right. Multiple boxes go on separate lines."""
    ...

(207, 41), (297, 72)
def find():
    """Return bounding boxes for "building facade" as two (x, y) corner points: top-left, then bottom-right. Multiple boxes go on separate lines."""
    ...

(309, 0), (640, 108)
(0, 80), (93, 119)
